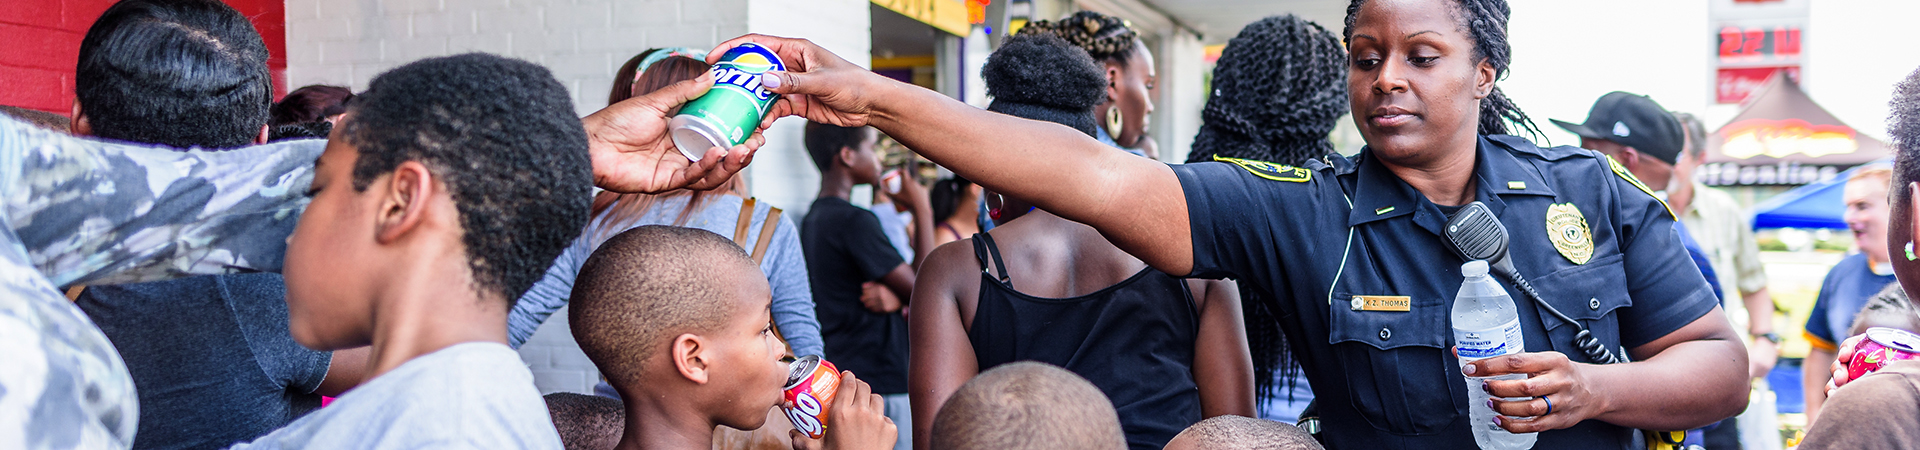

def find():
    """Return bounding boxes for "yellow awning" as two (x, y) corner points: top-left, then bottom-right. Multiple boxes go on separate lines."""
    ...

(872, 0), (972, 36)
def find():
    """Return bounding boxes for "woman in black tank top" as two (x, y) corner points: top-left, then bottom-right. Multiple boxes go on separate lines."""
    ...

(905, 33), (1255, 450)
(971, 232), (1238, 450)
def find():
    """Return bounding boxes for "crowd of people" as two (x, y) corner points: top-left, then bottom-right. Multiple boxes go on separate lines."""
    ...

(6, 0), (1920, 449)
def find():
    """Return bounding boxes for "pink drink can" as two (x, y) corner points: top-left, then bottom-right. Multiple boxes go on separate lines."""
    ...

(1848, 327), (1920, 381)
(782, 355), (842, 439)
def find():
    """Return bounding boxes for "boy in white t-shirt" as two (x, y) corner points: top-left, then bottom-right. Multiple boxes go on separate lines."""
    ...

(233, 53), (625, 449)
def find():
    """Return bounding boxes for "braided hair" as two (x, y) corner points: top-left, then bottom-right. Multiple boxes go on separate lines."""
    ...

(1343, 0), (1542, 139)
(1186, 15), (1348, 166)
(1183, 15), (1347, 408)
(1017, 11), (1141, 67)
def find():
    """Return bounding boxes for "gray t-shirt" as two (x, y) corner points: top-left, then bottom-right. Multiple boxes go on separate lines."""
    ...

(230, 343), (561, 449)
(76, 273), (331, 450)
(508, 194), (824, 357)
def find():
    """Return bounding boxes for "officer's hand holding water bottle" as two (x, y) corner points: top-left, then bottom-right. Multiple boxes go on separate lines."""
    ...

(1453, 260), (1537, 449)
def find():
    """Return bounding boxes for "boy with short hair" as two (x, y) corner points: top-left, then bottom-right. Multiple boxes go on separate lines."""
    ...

(229, 52), (594, 448)
(929, 362), (1127, 450)
(1162, 416), (1323, 450)
(569, 225), (896, 450)
(1848, 283), (1920, 336)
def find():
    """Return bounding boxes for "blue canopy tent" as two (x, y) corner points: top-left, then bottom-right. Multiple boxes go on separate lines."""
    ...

(1707, 75), (1893, 230)
(1747, 164), (1866, 229)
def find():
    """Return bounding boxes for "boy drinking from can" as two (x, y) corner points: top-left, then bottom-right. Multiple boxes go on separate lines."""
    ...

(569, 225), (897, 450)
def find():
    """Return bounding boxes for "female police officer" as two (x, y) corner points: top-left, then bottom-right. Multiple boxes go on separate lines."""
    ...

(712, 0), (1749, 447)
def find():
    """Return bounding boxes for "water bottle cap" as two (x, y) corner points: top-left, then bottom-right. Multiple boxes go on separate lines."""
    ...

(1461, 260), (1489, 277)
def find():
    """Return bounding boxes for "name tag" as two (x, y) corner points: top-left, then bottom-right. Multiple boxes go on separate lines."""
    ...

(1350, 295), (1411, 312)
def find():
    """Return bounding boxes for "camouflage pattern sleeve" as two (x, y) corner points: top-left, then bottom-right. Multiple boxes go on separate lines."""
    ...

(4, 117), (323, 286)
(0, 115), (322, 449)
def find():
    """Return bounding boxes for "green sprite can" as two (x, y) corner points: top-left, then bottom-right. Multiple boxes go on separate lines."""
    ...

(669, 43), (785, 161)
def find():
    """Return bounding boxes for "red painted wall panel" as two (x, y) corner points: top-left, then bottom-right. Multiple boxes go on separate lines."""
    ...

(0, 0), (286, 114)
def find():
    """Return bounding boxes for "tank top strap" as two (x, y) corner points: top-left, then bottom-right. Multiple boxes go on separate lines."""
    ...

(1175, 274), (1199, 316)
(970, 232), (1010, 282)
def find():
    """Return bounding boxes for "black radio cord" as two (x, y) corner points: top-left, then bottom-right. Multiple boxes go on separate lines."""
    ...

(1491, 267), (1624, 365)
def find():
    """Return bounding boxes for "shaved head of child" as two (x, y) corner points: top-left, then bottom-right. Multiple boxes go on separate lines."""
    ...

(1163, 415), (1323, 450)
(930, 362), (1126, 450)
(570, 225), (790, 448)
(545, 393), (624, 450)
(1850, 282), (1920, 336)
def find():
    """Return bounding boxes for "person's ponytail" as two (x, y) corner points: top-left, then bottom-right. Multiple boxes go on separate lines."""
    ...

(1479, 85), (1540, 138)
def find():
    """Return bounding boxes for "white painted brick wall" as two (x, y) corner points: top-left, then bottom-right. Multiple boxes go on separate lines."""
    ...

(287, 0), (763, 118)
(517, 305), (603, 394)
(286, 0), (870, 396)
(742, 0), (871, 217)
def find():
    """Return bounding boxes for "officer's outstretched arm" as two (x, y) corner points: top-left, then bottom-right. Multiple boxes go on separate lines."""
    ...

(1470, 306), (1748, 433)
(723, 34), (1198, 275)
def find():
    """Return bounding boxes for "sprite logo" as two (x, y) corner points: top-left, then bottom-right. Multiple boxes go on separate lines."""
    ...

(711, 50), (782, 102)
(673, 44), (784, 151)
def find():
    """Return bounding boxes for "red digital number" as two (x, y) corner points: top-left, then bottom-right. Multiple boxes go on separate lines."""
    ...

(1721, 26), (1802, 61)
(1720, 26), (1743, 57)
(1774, 28), (1801, 56)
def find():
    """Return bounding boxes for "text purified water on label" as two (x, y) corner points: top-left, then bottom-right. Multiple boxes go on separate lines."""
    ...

(1456, 318), (1523, 360)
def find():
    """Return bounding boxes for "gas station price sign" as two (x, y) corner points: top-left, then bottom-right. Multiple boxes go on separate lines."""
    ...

(1718, 24), (1802, 65)
(1713, 20), (1805, 104)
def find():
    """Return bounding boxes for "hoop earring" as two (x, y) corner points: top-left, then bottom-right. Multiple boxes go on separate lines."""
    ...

(1105, 107), (1123, 138)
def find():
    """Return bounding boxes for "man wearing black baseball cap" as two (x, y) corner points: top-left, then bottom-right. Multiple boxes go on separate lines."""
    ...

(1556, 93), (1760, 450)
(1552, 91), (1688, 192)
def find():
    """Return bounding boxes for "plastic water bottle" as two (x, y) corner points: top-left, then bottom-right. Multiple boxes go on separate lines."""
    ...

(1451, 260), (1536, 450)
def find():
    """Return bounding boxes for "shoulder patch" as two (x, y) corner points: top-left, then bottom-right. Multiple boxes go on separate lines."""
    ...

(1487, 135), (1585, 161)
(1605, 156), (1677, 219)
(1213, 155), (1311, 182)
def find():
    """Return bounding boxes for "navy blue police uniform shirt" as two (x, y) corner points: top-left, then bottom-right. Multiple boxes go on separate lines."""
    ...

(1171, 135), (1718, 450)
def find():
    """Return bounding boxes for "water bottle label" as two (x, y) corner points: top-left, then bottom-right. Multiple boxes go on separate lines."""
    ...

(1455, 318), (1524, 360)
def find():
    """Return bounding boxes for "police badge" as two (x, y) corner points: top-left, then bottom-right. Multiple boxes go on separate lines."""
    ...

(1546, 203), (1593, 264)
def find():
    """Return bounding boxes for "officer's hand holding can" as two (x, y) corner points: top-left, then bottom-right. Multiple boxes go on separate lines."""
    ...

(669, 43), (785, 162)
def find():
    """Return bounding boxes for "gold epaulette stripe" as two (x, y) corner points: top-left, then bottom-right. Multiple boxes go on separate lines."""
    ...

(1212, 155), (1311, 183)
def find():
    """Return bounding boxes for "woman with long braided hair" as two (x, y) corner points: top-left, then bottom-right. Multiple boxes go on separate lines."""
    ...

(1183, 14), (1348, 425)
(1020, 11), (1158, 158)
(908, 34), (1253, 450)
(722, 0), (1750, 447)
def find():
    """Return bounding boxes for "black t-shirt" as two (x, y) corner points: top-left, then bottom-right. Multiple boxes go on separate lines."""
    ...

(1175, 136), (1717, 449)
(77, 273), (332, 450)
(801, 197), (910, 394)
